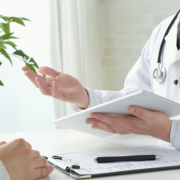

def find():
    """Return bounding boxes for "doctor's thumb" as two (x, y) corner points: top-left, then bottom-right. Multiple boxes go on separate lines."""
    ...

(128, 106), (151, 119)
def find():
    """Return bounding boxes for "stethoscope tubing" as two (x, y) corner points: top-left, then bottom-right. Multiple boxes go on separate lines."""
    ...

(157, 10), (180, 64)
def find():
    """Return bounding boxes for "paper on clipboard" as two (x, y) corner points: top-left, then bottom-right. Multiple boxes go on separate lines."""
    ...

(48, 145), (180, 176)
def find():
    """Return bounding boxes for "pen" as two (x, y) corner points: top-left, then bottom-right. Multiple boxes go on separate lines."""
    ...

(94, 155), (163, 163)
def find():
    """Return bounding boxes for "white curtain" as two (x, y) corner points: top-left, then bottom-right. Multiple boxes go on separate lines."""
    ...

(48, 0), (102, 126)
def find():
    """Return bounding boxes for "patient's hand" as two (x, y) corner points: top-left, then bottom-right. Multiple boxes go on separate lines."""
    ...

(0, 138), (54, 180)
(0, 141), (6, 146)
(22, 66), (89, 109)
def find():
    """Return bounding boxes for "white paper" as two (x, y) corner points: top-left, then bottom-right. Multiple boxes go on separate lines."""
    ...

(52, 146), (180, 175)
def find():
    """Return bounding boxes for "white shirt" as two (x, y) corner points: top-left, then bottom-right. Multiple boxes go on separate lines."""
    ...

(0, 160), (11, 180)
(71, 13), (180, 150)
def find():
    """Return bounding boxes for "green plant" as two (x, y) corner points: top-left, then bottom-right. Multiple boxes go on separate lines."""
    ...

(0, 15), (41, 86)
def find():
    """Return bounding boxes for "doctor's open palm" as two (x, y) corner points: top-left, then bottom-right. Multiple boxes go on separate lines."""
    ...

(22, 67), (89, 109)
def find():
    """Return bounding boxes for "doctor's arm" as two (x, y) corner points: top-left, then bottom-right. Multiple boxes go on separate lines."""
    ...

(21, 39), (152, 110)
(71, 39), (152, 111)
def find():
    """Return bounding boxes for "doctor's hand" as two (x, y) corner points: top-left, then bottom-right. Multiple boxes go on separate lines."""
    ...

(86, 106), (172, 142)
(0, 138), (54, 180)
(22, 66), (89, 109)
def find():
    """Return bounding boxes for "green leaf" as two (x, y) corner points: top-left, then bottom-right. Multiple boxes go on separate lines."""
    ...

(13, 50), (29, 60)
(0, 33), (13, 40)
(0, 49), (12, 65)
(4, 41), (16, 46)
(0, 62), (2, 65)
(10, 17), (25, 26)
(0, 39), (4, 46)
(7, 36), (19, 40)
(0, 80), (4, 86)
(4, 41), (17, 50)
(0, 23), (2, 29)
(1, 16), (10, 22)
(0, 33), (19, 40)
(26, 63), (37, 74)
(0, 44), (7, 49)
(29, 58), (39, 69)
(2, 23), (10, 33)
(22, 17), (31, 22)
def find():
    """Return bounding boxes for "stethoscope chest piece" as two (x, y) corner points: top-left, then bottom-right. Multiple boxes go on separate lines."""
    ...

(153, 66), (166, 84)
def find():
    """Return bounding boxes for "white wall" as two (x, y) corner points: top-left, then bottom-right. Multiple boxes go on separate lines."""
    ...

(0, 0), (52, 133)
(99, 0), (180, 91)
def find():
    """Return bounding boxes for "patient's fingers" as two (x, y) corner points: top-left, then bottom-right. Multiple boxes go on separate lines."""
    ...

(33, 157), (48, 168)
(33, 166), (54, 179)
(35, 77), (52, 96)
(0, 141), (7, 146)
(38, 66), (61, 78)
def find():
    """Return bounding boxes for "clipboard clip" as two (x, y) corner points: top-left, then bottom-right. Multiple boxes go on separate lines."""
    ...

(51, 156), (80, 169)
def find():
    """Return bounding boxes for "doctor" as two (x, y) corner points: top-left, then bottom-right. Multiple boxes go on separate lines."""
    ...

(22, 11), (180, 150)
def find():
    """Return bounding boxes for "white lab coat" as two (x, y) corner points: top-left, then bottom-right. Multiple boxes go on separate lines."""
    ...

(71, 14), (180, 150)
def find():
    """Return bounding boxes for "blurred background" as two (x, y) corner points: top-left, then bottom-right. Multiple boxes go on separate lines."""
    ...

(0, 0), (179, 133)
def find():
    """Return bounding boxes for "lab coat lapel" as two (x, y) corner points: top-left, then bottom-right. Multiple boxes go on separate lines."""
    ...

(164, 19), (178, 66)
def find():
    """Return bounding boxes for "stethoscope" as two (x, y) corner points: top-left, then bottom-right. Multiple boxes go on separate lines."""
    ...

(153, 10), (180, 87)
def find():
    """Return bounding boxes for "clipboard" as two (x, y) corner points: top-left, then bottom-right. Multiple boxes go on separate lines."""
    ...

(45, 145), (180, 179)
(53, 90), (180, 137)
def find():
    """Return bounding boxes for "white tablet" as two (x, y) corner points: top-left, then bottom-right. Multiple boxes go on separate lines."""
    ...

(53, 90), (180, 137)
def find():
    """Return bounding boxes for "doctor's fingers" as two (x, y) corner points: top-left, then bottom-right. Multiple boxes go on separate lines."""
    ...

(35, 77), (52, 96)
(22, 66), (33, 72)
(24, 70), (45, 88)
(90, 113), (130, 127)
(38, 66), (61, 78)
(90, 120), (129, 135)
(90, 119), (118, 134)
(128, 106), (156, 121)
(24, 70), (55, 88)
